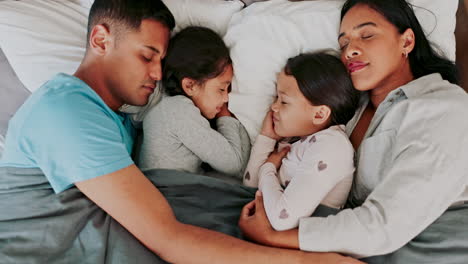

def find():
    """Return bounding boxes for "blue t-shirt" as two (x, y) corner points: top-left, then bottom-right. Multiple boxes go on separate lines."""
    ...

(0, 73), (136, 193)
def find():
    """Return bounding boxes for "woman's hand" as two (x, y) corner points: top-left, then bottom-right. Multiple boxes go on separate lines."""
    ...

(260, 111), (282, 141)
(265, 146), (290, 170)
(240, 192), (366, 264)
(239, 191), (277, 246)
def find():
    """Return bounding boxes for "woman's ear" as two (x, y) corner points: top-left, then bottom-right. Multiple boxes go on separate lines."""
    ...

(181, 77), (198, 96)
(312, 105), (331, 126)
(401, 28), (415, 56)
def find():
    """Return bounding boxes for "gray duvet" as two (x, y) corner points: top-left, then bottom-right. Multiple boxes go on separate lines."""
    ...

(0, 167), (256, 264)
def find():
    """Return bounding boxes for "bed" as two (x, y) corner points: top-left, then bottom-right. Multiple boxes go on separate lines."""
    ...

(0, 0), (467, 262)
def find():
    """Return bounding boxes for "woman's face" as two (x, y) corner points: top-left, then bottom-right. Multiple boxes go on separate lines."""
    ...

(271, 71), (318, 138)
(191, 64), (233, 119)
(339, 4), (411, 93)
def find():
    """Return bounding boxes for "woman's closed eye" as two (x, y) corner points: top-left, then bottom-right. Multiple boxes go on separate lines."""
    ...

(339, 40), (349, 50)
(141, 55), (152, 63)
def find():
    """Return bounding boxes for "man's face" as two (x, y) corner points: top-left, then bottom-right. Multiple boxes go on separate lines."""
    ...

(103, 19), (170, 108)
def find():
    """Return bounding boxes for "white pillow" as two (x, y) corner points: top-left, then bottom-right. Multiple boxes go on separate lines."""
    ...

(0, 0), (90, 93)
(0, 0), (244, 93)
(225, 0), (458, 142)
(162, 0), (244, 35)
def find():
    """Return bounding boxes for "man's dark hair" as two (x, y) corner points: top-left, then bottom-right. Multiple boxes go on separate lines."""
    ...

(285, 52), (361, 126)
(86, 0), (175, 47)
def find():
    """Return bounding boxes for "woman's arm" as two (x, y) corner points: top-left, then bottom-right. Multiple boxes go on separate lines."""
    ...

(245, 108), (468, 258)
(76, 165), (364, 264)
(239, 192), (301, 249)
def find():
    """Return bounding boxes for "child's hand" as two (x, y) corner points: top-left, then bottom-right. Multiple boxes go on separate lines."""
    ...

(216, 103), (232, 118)
(265, 146), (290, 170)
(260, 111), (282, 140)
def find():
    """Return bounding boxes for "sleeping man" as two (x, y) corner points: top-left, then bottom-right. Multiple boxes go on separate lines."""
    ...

(0, 0), (362, 263)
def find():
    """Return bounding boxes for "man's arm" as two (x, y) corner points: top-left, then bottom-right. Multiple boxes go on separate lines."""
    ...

(76, 165), (363, 264)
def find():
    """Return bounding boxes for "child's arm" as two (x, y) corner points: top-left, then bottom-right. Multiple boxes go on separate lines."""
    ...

(174, 103), (250, 177)
(242, 134), (277, 187)
(259, 132), (355, 231)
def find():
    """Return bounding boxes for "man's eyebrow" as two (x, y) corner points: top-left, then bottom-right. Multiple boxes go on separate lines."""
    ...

(338, 22), (377, 40)
(144, 45), (161, 54)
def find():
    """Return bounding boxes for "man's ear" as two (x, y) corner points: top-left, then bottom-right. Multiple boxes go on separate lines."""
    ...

(181, 77), (198, 96)
(89, 24), (112, 55)
(312, 105), (331, 126)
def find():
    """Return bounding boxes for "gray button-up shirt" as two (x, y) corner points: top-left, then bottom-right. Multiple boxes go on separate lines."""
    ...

(298, 73), (468, 258)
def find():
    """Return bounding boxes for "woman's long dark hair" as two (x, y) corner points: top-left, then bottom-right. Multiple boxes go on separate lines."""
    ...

(341, 0), (459, 85)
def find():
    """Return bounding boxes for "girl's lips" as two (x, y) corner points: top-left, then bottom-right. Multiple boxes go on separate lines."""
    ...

(348, 62), (369, 73)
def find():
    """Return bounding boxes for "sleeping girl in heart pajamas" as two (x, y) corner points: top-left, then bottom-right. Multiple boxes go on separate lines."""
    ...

(243, 51), (361, 231)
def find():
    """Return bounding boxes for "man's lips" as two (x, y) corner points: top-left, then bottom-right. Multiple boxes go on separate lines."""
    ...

(347, 61), (369, 73)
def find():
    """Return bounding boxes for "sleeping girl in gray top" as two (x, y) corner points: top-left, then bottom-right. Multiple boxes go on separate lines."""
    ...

(137, 26), (251, 181)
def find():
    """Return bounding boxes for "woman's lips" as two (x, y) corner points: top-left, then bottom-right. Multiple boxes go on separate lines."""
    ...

(143, 85), (155, 93)
(348, 61), (369, 73)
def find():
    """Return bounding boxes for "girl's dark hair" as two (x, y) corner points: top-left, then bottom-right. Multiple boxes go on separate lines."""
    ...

(87, 0), (175, 46)
(341, 0), (458, 85)
(163, 27), (232, 96)
(285, 52), (361, 126)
